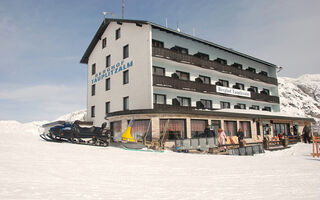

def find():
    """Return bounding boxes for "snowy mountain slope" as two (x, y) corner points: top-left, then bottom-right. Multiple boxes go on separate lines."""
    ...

(278, 74), (320, 125)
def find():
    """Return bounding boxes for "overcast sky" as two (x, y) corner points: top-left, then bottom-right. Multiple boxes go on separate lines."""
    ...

(0, 0), (319, 122)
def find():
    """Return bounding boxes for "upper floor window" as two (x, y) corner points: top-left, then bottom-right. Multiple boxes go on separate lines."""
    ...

(115, 28), (121, 40)
(219, 79), (229, 87)
(259, 71), (268, 76)
(235, 83), (245, 90)
(250, 105), (260, 110)
(92, 63), (96, 75)
(106, 55), (111, 68)
(153, 94), (166, 104)
(232, 63), (243, 70)
(235, 103), (246, 109)
(262, 88), (270, 95)
(249, 86), (258, 93)
(199, 75), (211, 84)
(91, 84), (95, 96)
(247, 67), (256, 73)
(123, 96), (129, 111)
(105, 78), (110, 91)
(176, 71), (190, 81)
(215, 58), (227, 65)
(153, 66), (165, 76)
(152, 40), (164, 48)
(201, 99), (212, 109)
(171, 46), (188, 54)
(105, 101), (110, 114)
(194, 52), (209, 60)
(123, 70), (129, 84)
(262, 106), (271, 112)
(91, 106), (95, 118)
(177, 96), (191, 107)
(220, 101), (230, 109)
(102, 37), (106, 48)
(123, 44), (129, 59)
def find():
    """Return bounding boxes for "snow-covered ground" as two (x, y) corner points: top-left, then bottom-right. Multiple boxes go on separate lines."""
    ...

(0, 119), (320, 200)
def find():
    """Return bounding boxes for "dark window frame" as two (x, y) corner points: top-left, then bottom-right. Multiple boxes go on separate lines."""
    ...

(199, 75), (211, 84)
(153, 66), (165, 76)
(237, 103), (246, 109)
(236, 83), (245, 90)
(153, 93), (166, 105)
(91, 84), (95, 96)
(105, 101), (110, 114)
(152, 39), (164, 48)
(115, 28), (121, 40)
(200, 99), (212, 109)
(123, 70), (129, 84)
(102, 37), (106, 48)
(123, 96), (129, 111)
(123, 44), (129, 59)
(106, 55), (111, 68)
(219, 79), (229, 87)
(176, 71), (190, 81)
(263, 88), (270, 95)
(91, 106), (95, 118)
(220, 101), (230, 109)
(92, 63), (96, 75)
(105, 78), (110, 91)
(177, 96), (191, 107)
(250, 86), (258, 93)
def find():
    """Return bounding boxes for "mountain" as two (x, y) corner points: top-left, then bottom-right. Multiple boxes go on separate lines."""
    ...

(278, 74), (320, 126)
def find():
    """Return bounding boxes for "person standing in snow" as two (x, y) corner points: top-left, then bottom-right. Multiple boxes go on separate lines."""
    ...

(237, 128), (245, 147)
(303, 125), (311, 143)
(204, 124), (212, 137)
(218, 128), (227, 151)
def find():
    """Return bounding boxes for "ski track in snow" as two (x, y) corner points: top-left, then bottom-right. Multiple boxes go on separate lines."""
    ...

(0, 120), (320, 200)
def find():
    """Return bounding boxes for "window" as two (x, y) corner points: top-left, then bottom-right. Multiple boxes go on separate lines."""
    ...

(176, 71), (190, 81)
(201, 99), (212, 109)
(250, 86), (258, 93)
(105, 78), (110, 91)
(123, 70), (129, 84)
(250, 105), (260, 110)
(194, 52), (209, 60)
(219, 79), (229, 87)
(152, 39), (164, 48)
(220, 101), (230, 109)
(256, 122), (261, 136)
(232, 63), (243, 70)
(123, 96), (129, 111)
(153, 94), (166, 104)
(160, 119), (186, 140)
(224, 121), (237, 136)
(191, 120), (208, 138)
(240, 121), (252, 138)
(272, 123), (290, 136)
(105, 101), (110, 114)
(131, 119), (152, 141)
(177, 96), (191, 107)
(262, 88), (270, 95)
(247, 67), (256, 73)
(91, 106), (95, 117)
(115, 28), (120, 40)
(153, 66), (165, 76)
(123, 44), (129, 59)
(236, 103), (246, 109)
(262, 106), (271, 112)
(106, 55), (111, 67)
(92, 63), (96, 75)
(236, 83), (245, 90)
(91, 84), (95, 96)
(171, 46), (188, 54)
(215, 58), (227, 65)
(199, 75), (211, 84)
(102, 37), (106, 48)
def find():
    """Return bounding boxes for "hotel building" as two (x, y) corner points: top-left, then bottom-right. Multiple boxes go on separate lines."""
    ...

(80, 19), (313, 145)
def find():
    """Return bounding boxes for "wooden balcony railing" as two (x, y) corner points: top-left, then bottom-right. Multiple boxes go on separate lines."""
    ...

(153, 75), (280, 104)
(152, 47), (278, 86)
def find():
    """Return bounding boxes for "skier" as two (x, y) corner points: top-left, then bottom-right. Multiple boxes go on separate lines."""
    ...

(303, 124), (311, 143)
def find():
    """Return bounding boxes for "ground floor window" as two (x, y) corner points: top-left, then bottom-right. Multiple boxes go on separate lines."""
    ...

(272, 123), (290, 136)
(111, 121), (122, 141)
(224, 121), (237, 136)
(191, 119), (208, 138)
(210, 120), (221, 137)
(131, 119), (152, 142)
(263, 123), (271, 135)
(160, 119), (186, 140)
(240, 121), (252, 138)
(256, 122), (261, 136)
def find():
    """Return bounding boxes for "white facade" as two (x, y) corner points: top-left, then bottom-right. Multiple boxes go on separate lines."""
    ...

(83, 19), (281, 126)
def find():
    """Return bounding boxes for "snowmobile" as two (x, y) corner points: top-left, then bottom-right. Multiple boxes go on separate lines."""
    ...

(40, 120), (110, 146)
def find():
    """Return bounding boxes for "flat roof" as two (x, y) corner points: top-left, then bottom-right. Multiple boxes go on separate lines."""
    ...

(80, 18), (277, 68)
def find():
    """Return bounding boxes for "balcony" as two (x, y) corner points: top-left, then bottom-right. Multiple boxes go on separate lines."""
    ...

(152, 47), (278, 86)
(153, 75), (280, 104)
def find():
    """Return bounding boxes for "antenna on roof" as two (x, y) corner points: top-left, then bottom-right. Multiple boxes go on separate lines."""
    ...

(192, 28), (195, 36)
(122, 0), (125, 19)
(165, 18), (168, 28)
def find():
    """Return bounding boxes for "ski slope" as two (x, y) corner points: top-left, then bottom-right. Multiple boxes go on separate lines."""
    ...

(0, 120), (319, 200)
